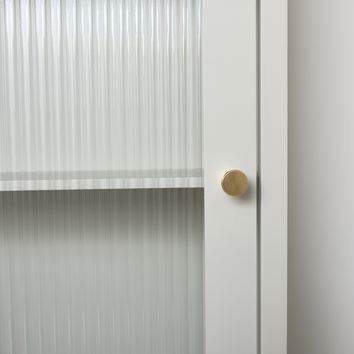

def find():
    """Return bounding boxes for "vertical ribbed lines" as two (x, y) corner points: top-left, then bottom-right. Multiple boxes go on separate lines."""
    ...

(0, 0), (202, 190)
(0, 2), (204, 353)
(0, 189), (204, 354)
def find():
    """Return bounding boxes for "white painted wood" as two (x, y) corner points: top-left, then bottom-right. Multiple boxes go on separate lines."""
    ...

(203, 1), (258, 353)
(260, 0), (288, 353)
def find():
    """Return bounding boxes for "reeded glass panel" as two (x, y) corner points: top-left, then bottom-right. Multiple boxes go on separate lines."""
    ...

(0, 0), (202, 190)
(0, 189), (203, 353)
(0, 1), (204, 354)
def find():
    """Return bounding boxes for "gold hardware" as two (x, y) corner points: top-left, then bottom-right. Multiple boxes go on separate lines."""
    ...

(221, 170), (249, 196)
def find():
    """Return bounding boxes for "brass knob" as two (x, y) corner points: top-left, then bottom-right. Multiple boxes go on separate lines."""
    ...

(221, 170), (249, 196)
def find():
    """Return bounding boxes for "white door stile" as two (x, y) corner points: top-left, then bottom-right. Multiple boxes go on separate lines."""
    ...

(204, 1), (258, 353)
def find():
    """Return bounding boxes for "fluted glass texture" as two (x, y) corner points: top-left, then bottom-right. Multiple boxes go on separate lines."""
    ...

(0, 0), (202, 190)
(0, 1), (205, 354)
(0, 189), (204, 354)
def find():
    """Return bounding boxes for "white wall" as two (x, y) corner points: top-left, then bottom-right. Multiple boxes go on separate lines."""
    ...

(289, 1), (354, 353)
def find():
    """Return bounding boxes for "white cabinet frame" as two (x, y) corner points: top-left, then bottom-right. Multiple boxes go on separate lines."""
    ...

(260, 0), (287, 354)
(203, 0), (287, 352)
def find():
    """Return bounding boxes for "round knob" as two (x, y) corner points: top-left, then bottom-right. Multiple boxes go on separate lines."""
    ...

(221, 170), (249, 196)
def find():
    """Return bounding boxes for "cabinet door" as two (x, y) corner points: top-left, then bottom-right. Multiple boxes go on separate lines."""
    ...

(204, 1), (257, 353)
(0, 1), (257, 353)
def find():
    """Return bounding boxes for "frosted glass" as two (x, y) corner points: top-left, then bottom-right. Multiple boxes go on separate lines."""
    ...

(0, 2), (204, 353)
(0, 0), (202, 190)
(0, 189), (204, 354)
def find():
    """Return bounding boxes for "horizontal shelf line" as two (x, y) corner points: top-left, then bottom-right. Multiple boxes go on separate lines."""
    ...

(0, 177), (204, 192)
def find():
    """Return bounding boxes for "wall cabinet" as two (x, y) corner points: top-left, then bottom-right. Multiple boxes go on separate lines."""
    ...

(0, 1), (286, 353)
